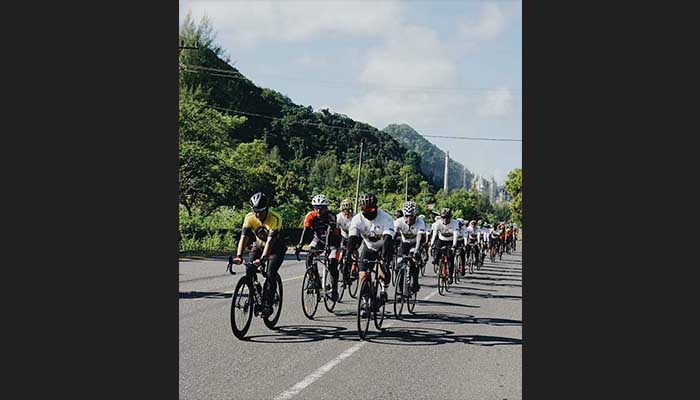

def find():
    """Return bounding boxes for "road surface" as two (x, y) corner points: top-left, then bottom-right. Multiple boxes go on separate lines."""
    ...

(180, 243), (522, 399)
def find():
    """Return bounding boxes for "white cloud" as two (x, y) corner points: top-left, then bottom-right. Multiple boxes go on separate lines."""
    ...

(477, 88), (513, 117)
(180, 0), (403, 46)
(338, 25), (465, 129)
(458, 3), (507, 41)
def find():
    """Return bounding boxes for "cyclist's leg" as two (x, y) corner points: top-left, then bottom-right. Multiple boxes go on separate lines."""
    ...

(262, 247), (285, 307)
(328, 247), (340, 296)
(247, 245), (263, 279)
(447, 244), (455, 281)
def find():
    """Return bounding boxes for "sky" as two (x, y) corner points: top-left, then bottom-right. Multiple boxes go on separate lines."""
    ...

(179, 0), (522, 185)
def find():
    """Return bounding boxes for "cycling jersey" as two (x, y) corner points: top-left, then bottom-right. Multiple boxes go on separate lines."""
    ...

(464, 226), (480, 245)
(336, 212), (353, 239)
(242, 210), (284, 249)
(303, 211), (340, 246)
(394, 216), (428, 246)
(348, 209), (395, 252)
(430, 219), (460, 246)
(505, 228), (513, 238)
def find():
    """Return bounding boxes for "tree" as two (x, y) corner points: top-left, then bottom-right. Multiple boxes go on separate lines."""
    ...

(505, 168), (522, 226)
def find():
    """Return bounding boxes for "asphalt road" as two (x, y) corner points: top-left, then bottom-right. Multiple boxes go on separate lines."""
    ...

(180, 242), (522, 400)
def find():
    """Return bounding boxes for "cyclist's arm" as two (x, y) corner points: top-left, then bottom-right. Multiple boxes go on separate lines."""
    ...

(236, 231), (251, 257)
(430, 226), (438, 247)
(413, 231), (424, 252)
(261, 230), (281, 258)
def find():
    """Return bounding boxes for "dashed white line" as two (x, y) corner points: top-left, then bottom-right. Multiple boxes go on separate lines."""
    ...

(272, 288), (438, 400)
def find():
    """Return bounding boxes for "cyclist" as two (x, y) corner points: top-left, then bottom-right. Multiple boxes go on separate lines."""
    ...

(488, 223), (501, 259)
(477, 220), (488, 264)
(336, 198), (355, 281)
(512, 224), (519, 250)
(232, 192), (285, 317)
(430, 208), (460, 284)
(346, 193), (396, 316)
(294, 194), (342, 301)
(505, 224), (514, 251)
(454, 218), (467, 276)
(464, 220), (481, 267)
(393, 201), (427, 293)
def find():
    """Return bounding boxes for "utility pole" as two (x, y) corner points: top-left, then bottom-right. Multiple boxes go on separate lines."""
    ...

(404, 174), (408, 202)
(443, 151), (449, 193)
(354, 140), (364, 213)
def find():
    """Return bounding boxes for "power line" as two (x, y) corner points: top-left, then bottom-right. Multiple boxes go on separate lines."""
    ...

(203, 104), (522, 142)
(182, 64), (522, 95)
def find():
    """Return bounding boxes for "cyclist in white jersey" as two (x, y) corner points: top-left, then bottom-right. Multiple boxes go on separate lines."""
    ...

(393, 201), (427, 293)
(346, 193), (396, 311)
(430, 208), (460, 284)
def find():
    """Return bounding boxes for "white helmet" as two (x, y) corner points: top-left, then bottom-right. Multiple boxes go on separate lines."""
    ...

(418, 214), (425, 220)
(311, 194), (329, 206)
(402, 201), (417, 216)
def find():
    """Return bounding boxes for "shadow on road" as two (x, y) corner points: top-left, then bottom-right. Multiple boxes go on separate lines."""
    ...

(402, 312), (521, 327)
(243, 324), (521, 347)
(179, 291), (232, 299)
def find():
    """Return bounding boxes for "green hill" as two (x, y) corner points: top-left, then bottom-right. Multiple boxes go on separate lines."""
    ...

(383, 124), (473, 191)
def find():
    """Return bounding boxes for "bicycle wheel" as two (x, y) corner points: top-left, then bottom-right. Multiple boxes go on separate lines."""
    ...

(469, 253), (474, 274)
(357, 278), (372, 340)
(323, 266), (338, 313)
(407, 271), (417, 314)
(231, 276), (254, 340)
(373, 276), (385, 330)
(437, 260), (445, 295)
(393, 268), (405, 319)
(263, 272), (283, 329)
(348, 262), (359, 298)
(301, 268), (320, 319)
(337, 267), (346, 302)
(454, 255), (462, 284)
(420, 259), (426, 277)
(391, 258), (397, 287)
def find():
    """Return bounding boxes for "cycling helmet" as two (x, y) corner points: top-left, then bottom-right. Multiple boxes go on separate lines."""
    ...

(402, 201), (417, 216)
(419, 214), (425, 220)
(440, 208), (452, 219)
(249, 192), (269, 211)
(311, 194), (329, 206)
(340, 198), (353, 210)
(359, 193), (378, 208)
(394, 209), (404, 219)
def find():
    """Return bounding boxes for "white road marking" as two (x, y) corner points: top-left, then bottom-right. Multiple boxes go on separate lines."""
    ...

(272, 288), (439, 400)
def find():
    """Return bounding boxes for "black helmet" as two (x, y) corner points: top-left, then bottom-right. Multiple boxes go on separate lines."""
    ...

(249, 192), (269, 212)
(440, 207), (452, 219)
(359, 193), (378, 208)
(394, 209), (403, 218)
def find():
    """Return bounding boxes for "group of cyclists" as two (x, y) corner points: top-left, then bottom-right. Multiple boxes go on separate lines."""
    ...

(228, 191), (519, 339)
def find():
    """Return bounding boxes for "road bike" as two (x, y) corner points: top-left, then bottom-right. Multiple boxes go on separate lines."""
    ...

(436, 245), (452, 296)
(228, 258), (283, 340)
(357, 258), (388, 340)
(297, 246), (338, 319)
(394, 250), (419, 319)
(336, 244), (359, 300)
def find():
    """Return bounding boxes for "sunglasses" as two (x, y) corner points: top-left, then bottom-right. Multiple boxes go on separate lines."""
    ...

(253, 207), (267, 213)
(313, 205), (327, 210)
(361, 206), (377, 212)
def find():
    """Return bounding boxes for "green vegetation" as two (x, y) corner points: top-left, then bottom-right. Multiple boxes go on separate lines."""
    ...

(178, 15), (520, 254)
(505, 168), (522, 227)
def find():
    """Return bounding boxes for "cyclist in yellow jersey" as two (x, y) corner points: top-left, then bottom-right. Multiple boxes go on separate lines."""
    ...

(232, 192), (286, 317)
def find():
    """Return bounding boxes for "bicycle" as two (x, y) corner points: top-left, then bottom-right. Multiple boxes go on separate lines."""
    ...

(466, 242), (479, 274)
(436, 245), (452, 296)
(393, 250), (419, 319)
(357, 258), (388, 340)
(453, 244), (465, 283)
(336, 245), (359, 300)
(418, 241), (429, 277)
(489, 240), (498, 263)
(297, 247), (338, 319)
(228, 258), (283, 340)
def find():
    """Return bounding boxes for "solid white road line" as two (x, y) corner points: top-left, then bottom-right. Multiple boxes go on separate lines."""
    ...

(272, 288), (439, 400)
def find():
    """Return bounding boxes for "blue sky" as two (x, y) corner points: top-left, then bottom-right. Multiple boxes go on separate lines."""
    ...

(179, 0), (522, 185)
